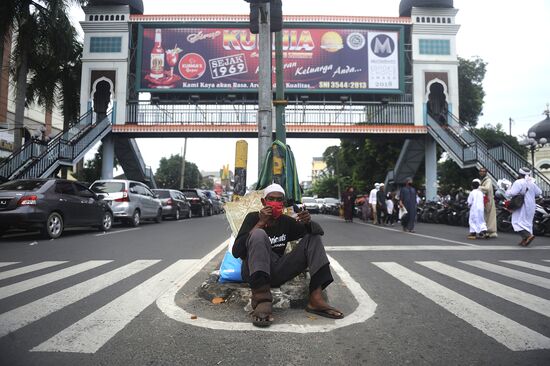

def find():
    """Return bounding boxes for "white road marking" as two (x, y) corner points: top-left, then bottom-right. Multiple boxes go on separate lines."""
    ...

(323, 216), (478, 247)
(94, 228), (141, 237)
(0, 260), (112, 300)
(0, 261), (67, 281)
(324, 245), (550, 251)
(157, 238), (378, 333)
(418, 261), (550, 318)
(33, 259), (198, 354)
(461, 261), (550, 290)
(0, 262), (19, 269)
(500, 260), (550, 274)
(29, 242), (38, 246)
(0, 260), (159, 338)
(373, 262), (550, 351)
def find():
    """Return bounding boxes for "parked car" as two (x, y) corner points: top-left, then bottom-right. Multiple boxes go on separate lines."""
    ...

(322, 197), (341, 215)
(203, 190), (224, 214)
(90, 179), (162, 227)
(301, 197), (320, 214)
(181, 189), (213, 217)
(152, 189), (192, 220)
(315, 198), (326, 213)
(0, 179), (113, 239)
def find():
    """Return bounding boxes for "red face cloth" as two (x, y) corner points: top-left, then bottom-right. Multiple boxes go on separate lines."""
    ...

(265, 201), (284, 219)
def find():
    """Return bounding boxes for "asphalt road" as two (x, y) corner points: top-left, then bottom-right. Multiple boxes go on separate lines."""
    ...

(1, 213), (550, 365)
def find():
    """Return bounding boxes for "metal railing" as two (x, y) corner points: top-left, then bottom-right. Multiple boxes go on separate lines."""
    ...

(427, 114), (550, 195)
(125, 102), (415, 126)
(11, 113), (112, 180)
(0, 110), (95, 181)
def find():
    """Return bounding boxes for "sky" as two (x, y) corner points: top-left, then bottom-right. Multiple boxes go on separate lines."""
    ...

(71, 0), (550, 185)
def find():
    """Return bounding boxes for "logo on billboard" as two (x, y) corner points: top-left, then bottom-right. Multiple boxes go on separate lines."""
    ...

(370, 34), (395, 58)
(178, 53), (206, 80)
(347, 33), (365, 50)
(320, 31), (343, 53)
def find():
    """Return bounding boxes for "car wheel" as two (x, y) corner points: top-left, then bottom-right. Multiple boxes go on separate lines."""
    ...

(199, 206), (205, 217)
(175, 209), (181, 220)
(43, 212), (63, 239)
(129, 210), (140, 227)
(155, 209), (162, 223)
(99, 211), (113, 231)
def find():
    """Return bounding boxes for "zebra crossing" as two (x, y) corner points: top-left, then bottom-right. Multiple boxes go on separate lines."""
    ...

(1, 258), (550, 353)
(374, 259), (550, 351)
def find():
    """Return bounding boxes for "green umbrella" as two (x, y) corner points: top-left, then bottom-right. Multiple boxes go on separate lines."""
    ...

(256, 140), (302, 204)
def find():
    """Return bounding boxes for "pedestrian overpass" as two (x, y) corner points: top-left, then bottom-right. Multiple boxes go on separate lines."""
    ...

(2, 1), (549, 197)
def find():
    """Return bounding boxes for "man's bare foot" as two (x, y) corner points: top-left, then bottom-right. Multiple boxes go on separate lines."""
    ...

(305, 288), (344, 319)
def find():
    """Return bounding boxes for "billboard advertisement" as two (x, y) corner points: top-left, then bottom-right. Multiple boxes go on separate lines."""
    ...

(137, 25), (403, 94)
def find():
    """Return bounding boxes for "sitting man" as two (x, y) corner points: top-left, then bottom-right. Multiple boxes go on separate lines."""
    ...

(232, 183), (344, 327)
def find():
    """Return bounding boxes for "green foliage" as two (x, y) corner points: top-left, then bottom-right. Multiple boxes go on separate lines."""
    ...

(438, 159), (478, 194)
(311, 175), (339, 198)
(319, 138), (405, 195)
(458, 56), (487, 126)
(475, 123), (527, 158)
(154, 154), (202, 189)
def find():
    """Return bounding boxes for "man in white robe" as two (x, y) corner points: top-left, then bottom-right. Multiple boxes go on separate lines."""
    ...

(467, 179), (488, 239)
(369, 183), (379, 223)
(506, 167), (542, 246)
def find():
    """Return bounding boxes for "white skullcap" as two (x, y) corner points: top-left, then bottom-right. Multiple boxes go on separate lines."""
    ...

(263, 183), (285, 198)
(472, 179), (481, 184)
(374, 183), (380, 188)
(519, 167), (531, 175)
(379, 183), (385, 187)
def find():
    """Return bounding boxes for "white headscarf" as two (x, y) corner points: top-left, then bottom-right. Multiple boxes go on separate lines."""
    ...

(263, 183), (285, 198)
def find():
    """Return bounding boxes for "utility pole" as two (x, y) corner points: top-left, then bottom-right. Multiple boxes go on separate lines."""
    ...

(257, 2), (273, 177)
(509, 117), (513, 136)
(274, 30), (286, 144)
(179, 137), (187, 190)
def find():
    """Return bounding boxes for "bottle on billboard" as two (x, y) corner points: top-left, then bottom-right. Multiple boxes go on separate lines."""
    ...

(150, 29), (165, 79)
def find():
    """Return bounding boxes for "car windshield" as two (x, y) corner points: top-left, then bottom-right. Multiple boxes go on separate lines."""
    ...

(302, 198), (316, 203)
(182, 190), (199, 198)
(90, 182), (125, 194)
(0, 180), (46, 191)
(154, 190), (171, 198)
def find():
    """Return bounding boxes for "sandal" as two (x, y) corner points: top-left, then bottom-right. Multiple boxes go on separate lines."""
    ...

(305, 306), (344, 319)
(251, 285), (273, 327)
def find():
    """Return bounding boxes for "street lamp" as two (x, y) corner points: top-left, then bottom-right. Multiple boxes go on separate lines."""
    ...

(520, 131), (547, 174)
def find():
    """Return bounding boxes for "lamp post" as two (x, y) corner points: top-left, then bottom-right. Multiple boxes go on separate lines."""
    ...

(520, 131), (547, 177)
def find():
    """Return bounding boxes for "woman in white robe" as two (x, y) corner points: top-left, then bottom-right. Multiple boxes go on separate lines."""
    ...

(467, 179), (487, 238)
(506, 167), (542, 246)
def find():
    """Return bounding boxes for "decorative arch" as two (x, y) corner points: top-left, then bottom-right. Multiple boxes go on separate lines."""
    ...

(90, 76), (115, 103)
(536, 159), (550, 170)
(424, 78), (449, 103)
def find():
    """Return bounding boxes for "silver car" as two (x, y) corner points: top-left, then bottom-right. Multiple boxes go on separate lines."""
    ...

(90, 179), (162, 227)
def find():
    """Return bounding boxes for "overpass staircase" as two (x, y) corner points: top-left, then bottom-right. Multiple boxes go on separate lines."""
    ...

(426, 113), (550, 195)
(0, 111), (155, 187)
(114, 137), (157, 188)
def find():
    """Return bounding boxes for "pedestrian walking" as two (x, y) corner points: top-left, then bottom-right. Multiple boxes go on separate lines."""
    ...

(385, 193), (395, 225)
(506, 167), (542, 246)
(467, 179), (488, 239)
(341, 186), (356, 223)
(369, 183), (379, 224)
(399, 178), (417, 233)
(376, 183), (387, 224)
(479, 167), (498, 238)
(361, 194), (371, 222)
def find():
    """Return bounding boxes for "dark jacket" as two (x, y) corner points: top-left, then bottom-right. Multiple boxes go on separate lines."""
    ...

(232, 212), (324, 260)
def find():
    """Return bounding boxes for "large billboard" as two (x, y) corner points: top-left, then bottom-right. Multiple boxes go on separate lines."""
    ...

(137, 24), (404, 94)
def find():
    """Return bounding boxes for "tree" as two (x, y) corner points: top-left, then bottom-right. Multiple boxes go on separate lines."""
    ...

(9, 0), (87, 150)
(155, 154), (202, 189)
(437, 159), (478, 195)
(311, 175), (339, 198)
(458, 56), (487, 126)
(475, 123), (526, 157)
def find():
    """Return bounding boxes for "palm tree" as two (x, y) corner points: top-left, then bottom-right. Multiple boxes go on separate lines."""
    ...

(9, 0), (87, 150)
